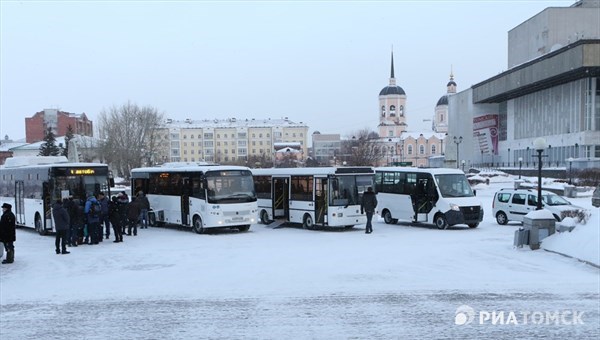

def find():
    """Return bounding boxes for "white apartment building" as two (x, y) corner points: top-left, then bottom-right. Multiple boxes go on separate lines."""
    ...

(157, 117), (309, 164)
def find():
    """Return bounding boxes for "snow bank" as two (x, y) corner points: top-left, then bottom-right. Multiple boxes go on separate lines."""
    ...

(542, 211), (600, 267)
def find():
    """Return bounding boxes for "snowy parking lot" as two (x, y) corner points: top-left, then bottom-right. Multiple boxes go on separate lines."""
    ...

(1, 177), (599, 339)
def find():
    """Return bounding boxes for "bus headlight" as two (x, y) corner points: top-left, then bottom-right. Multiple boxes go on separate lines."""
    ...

(450, 204), (460, 211)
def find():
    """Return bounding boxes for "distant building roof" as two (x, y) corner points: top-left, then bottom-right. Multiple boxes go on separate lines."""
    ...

(164, 117), (308, 129)
(0, 141), (28, 152)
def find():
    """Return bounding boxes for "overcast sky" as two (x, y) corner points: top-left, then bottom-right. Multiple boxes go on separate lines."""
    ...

(0, 0), (573, 142)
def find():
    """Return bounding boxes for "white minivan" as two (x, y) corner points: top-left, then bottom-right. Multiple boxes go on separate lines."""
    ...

(374, 167), (483, 229)
(492, 188), (585, 225)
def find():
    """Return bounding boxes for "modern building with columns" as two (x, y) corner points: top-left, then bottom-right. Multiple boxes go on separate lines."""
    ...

(446, 0), (600, 170)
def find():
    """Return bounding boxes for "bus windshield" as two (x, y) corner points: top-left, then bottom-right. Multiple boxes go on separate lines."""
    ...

(330, 175), (374, 206)
(54, 174), (110, 201)
(434, 174), (474, 198)
(206, 170), (256, 204)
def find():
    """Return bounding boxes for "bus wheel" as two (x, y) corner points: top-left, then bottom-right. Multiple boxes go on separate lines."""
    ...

(468, 223), (479, 228)
(303, 214), (314, 230)
(383, 210), (396, 224)
(260, 210), (270, 224)
(35, 213), (46, 236)
(192, 216), (204, 234)
(238, 225), (250, 232)
(434, 214), (448, 230)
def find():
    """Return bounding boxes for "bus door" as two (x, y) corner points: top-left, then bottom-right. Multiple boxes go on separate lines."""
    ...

(272, 177), (289, 220)
(181, 177), (191, 225)
(315, 177), (327, 225)
(14, 181), (25, 225)
(42, 181), (52, 231)
(413, 174), (436, 222)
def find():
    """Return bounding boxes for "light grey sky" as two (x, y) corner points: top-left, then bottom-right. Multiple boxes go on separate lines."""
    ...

(0, 0), (573, 142)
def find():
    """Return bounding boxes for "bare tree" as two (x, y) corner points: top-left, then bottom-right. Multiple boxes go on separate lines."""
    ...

(344, 129), (383, 166)
(97, 102), (166, 179)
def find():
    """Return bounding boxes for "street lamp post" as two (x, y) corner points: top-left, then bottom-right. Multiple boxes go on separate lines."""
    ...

(567, 157), (574, 185)
(518, 157), (523, 179)
(453, 136), (463, 169)
(508, 148), (511, 167)
(481, 149), (484, 166)
(534, 138), (548, 210)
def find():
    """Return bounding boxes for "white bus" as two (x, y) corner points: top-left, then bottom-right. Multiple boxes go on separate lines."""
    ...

(374, 167), (483, 229)
(130, 163), (257, 233)
(251, 167), (375, 230)
(0, 156), (113, 235)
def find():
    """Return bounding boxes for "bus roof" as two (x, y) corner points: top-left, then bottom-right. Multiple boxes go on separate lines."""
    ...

(131, 164), (251, 174)
(2, 157), (108, 170)
(375, 167), (467, 175)
(251, 167), (374, 177)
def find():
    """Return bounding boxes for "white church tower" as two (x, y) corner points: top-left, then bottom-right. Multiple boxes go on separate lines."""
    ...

(378, 51), (407, 138)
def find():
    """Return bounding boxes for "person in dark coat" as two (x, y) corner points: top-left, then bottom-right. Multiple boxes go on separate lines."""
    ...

(68, 198), (84, 246)
(52, 200), (71, 254)
(136, 191), (150, 229)
(117, 192), (129, 235)
(109, 196), (123, 243)
(360, 187), (378, 234)
(126, 198), (141, 236)
(0, 203), (16, 264)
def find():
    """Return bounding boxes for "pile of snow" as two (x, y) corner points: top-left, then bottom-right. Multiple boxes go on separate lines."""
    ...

(542, 209), (599, 267)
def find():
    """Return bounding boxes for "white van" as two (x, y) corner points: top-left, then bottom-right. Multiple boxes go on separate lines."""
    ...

(492, 188), (585, 224)
(374, 167), (483, 229)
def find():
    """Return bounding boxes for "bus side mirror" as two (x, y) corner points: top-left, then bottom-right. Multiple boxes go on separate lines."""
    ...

(473, 189), (477, 196)
(109, 178), (115, 187)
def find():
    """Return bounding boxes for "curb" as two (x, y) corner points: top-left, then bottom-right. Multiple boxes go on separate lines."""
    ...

(543, 249), (600, 269)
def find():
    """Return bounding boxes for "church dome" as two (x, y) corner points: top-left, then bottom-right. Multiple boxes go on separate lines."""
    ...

(379, 85), (406, 96)
(447, 80), (457, 87)
(436, 94), (448, 106)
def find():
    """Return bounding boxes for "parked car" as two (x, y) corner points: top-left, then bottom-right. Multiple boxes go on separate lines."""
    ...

(593, 186), (600, 208)
(492, 188), (585, 225)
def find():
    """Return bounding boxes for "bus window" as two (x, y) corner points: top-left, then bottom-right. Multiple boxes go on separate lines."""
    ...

(192, 177), (205, 199)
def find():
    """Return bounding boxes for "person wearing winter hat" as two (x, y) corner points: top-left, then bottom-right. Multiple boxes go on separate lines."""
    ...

(0, 203), (16, 264)
(52, 200), (70, 254)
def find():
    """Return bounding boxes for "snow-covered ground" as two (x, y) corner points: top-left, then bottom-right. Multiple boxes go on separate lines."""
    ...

(1, 174), (598, 339)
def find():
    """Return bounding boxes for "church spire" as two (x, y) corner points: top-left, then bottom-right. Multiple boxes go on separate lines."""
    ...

(389, 48), (396, 86)
(447, 65), (457, 94)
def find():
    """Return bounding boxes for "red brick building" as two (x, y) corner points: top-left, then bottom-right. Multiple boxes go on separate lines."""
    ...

(25, 109), (93, 143)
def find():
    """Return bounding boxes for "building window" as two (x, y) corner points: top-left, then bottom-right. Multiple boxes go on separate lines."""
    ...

(431, 145), (436, 154)
(399, 105), (404, 116)
(440, 114), (444, 122)
(390, 105), (396, 117)
(407, 145), (413, 155)
(419, 145), (425, 155)
(381, 105), (386, 117)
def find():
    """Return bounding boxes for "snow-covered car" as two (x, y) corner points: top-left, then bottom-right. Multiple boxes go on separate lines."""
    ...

(492, 188), (585, 225)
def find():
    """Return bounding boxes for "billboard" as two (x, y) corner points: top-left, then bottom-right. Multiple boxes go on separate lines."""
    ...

(473, 114), (498, 155)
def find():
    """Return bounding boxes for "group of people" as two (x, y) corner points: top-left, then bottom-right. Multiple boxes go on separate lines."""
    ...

(53, 190), (151, 255)
(0, 190), (151, 263)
